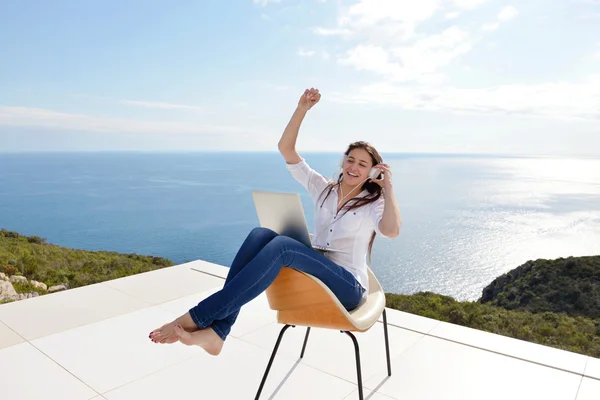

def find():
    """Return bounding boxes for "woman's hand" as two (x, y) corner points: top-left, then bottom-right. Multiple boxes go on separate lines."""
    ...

(372, 163), (394, 190)
(298, 88), (321, 112)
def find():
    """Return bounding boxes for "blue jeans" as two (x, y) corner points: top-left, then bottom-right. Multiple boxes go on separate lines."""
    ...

(188, 227), (365, 340)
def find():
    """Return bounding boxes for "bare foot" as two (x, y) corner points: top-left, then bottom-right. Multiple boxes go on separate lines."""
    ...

(150, 322), (185, 344)
(174, 325), (224, 356)
(150, 312), (199, 344)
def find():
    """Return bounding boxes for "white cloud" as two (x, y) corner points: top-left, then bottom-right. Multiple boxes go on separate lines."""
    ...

(297, 48), (317, 57)
(314, 1), (477, 83)
(119, 100), (205, 112)
(454, 0), (488, 10)
(445, 0), (489, 19)
(330, 78), (600, 121)
(314, 0), (441, 43)
(480, 5), (519, 31)
(339, 26), (473, 83)
(339, 45), (391, 72)
(498, 5), (519, 21)
(0, 107), (244, 134)
(253, 0), (281, 6)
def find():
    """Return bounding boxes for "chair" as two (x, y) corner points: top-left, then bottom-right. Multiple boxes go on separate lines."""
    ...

(254, 267), (392, 400)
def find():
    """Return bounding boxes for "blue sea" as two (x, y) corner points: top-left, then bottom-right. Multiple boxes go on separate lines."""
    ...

(1, 152), (599, 301)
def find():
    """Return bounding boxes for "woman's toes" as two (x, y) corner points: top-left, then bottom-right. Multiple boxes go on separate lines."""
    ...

(150, 329), (168, 343)
(150, 329), (163, 341)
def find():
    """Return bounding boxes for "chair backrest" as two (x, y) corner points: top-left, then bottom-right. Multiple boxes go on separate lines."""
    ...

(367, 267), (383, 293)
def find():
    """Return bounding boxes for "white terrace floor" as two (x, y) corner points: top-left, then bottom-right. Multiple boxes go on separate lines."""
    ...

(1, 260), (599, 400)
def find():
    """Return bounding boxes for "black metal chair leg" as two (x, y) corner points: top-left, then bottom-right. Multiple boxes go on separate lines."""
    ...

(255, 324), (294, 400)
(382, 309), (392, 376)
(300, 327), (311, 358)
(343, 331), (364, 400)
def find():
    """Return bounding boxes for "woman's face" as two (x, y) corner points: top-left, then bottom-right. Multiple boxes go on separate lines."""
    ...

(342, 148), (374, 185)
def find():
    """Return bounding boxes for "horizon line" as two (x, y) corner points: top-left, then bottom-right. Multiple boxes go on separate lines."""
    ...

(1, 150), (599, 159)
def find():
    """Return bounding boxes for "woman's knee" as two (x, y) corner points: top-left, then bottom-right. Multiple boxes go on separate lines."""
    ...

(250, 226), (277, 235)
(267, 235), (302, 251)
(248, 226), (278, 239)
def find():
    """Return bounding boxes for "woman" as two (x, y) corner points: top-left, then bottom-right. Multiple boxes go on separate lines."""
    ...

(149, 88), (402, 355)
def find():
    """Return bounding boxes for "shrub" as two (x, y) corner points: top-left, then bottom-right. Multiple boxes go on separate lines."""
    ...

(479, 256), (600, 319)
(27, 235), (45, 244)
(1, 264), (18, 276)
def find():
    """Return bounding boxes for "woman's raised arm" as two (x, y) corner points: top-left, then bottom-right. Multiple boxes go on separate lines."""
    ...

(278, 88), (321, 164)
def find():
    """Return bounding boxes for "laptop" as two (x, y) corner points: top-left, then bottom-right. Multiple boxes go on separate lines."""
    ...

(251, 190), (342, 253)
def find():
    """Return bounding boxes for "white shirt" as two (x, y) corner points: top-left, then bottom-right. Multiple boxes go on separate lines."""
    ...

(286, 158), (389, 293)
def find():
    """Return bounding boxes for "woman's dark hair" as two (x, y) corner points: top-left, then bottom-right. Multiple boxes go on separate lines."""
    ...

(318, 141), (383, 264)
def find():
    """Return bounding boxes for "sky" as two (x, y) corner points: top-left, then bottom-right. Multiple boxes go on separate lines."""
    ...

(1, 0), (599, 155)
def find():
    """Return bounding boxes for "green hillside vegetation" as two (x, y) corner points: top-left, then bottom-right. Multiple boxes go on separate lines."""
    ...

(480, 256), (600, 318)
(0, 229), (173, 292)
(386, 292), (600, 358)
